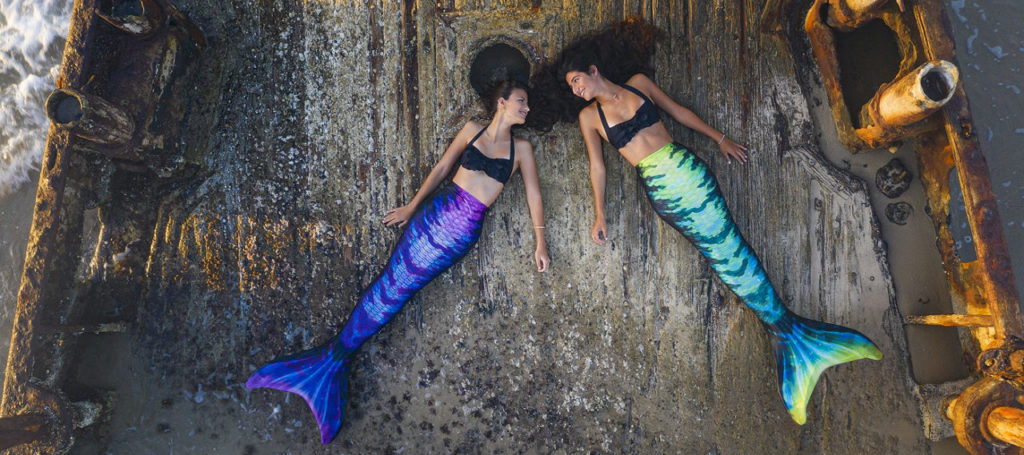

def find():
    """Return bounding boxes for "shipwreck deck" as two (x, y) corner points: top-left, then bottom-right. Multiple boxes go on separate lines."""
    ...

(4, 1), (1008, 453)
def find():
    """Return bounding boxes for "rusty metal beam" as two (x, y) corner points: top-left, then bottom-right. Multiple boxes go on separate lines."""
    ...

(905, 314), (994, 327)
(1, 0), (205, 452)
(0, 414), (46, 451)
(911, 0), (1024, 347)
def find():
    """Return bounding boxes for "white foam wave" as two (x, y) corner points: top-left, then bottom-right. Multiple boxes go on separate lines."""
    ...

(0, 0), (74, 197)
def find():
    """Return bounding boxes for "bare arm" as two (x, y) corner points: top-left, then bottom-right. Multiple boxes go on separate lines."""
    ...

(630, 74), (749, 164)
(579, 108), (609, 245)
(516, 139), (549, 272)
(383, 122), (477, 227)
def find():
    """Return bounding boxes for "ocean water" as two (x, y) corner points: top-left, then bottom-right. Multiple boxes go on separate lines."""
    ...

(0, 0), (1020, 440)
(0, 0), (73, 384)
(0, 0), (72, 196)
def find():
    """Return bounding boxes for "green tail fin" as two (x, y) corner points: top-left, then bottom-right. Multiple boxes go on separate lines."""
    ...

(770, 313), (882, 424)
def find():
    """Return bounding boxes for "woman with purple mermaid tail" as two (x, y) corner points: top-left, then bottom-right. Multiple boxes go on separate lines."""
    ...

(246, 79), (548, 444)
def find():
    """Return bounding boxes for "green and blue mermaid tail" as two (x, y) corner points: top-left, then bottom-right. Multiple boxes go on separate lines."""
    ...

(637, 142), (882, 424)
(246, 184), (488, 443)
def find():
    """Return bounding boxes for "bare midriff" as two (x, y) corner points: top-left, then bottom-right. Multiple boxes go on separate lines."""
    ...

(452, 168), (504, 207)
(609, 121), (673, 166)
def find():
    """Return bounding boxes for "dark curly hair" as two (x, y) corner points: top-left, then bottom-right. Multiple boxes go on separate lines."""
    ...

(526, 18), (665, 131)
(482, 79), (530, 114)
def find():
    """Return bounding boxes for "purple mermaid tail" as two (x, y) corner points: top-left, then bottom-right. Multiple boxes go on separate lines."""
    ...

(246, 184), (488, 443)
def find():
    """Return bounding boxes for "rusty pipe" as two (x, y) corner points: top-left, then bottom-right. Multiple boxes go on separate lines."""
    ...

(874, 60), (959, 128)
(988, 406), (1024, 448)
(95, 0), (165, 36)
(826, 0), (889, 30)
(45, 88), (134, 146)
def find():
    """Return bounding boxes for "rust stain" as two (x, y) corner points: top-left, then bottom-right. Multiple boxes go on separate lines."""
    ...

(367, 1), (384, 157)
(402, 0), (421, 171)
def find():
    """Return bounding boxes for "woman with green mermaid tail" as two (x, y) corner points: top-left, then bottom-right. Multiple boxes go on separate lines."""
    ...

(532, 20), (882, 424)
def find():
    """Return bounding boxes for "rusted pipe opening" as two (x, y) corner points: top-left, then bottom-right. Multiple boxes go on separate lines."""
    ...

(44, 88), (135, 145)
(921, 67), (954, 103)
(47, 91), (84, 126)
(111, 0), (144, 18)
(97, 0), (162, 35)
(469, 43), (530, 100)
(875, 60), (959, 127)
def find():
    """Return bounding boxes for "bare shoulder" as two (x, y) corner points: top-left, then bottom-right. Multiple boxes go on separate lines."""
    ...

(514, 137), (534, 155)
(462, 120), (484, 134)
(450, 120), (480, 144)
(627, 73), (657, 92)
(577, 102), (599, 124)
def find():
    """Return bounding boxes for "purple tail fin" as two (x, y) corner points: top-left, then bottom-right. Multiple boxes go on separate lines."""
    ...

(246, 339), (351, 444)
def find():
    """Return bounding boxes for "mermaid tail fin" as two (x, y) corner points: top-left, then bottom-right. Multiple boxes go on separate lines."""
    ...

(245, 339), (352, 444)
(769, 312), (882, 424)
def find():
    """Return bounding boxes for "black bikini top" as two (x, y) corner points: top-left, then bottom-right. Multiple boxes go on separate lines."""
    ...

(597, 84), (661, 149)
(458, 127), (515, 184)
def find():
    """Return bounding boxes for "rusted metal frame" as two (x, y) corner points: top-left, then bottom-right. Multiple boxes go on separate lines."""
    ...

(799, 0), (1024, 345)
(803, 0), (928, 154)
(826, 0), (892, 32)
(948, 377), (1024, 455)
(905, 2), (1024, 454)
(906, 0), (1024, 344)
(770, 0), (1024, 452)
(0, 0), (103, 451)
(0, 0), (208, 450)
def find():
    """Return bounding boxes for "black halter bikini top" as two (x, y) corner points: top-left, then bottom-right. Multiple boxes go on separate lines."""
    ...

(458, 127), (515, 184)
(597, 84), (661, 149)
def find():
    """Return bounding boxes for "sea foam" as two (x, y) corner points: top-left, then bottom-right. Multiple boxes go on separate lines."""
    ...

(0, 0), (74, 196)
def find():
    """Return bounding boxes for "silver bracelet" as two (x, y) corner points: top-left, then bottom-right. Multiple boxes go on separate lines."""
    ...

(717, 133), (727, 145)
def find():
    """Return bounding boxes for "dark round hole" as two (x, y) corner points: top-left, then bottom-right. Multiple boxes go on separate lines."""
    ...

(921, 69), (951, 102)
(112, 0), (144, 18)
(469, 43), (530, 100)
(50, 92), (84, 124)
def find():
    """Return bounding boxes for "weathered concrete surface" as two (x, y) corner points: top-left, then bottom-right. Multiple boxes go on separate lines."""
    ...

(56, 1), (928, 453)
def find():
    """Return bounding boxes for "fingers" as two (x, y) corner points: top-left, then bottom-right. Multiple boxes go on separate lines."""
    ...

(725, 142), (749, 164)
(735, 142), (749, 163)
(383, 215), (407, 227)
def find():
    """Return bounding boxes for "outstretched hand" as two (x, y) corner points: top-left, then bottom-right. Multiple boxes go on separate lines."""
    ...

(535, 247), (550, 273)
(383, 204), (416, 228)
(719, 137), (749, 164)
(591, 218), (607, 245)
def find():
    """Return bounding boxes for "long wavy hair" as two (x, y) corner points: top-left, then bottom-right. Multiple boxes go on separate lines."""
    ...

(526, 18), (665, 131)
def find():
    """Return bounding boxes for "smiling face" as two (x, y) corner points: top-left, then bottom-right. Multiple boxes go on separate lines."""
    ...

(565, 67), (598, 101)
(499, 88), (530, 124)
